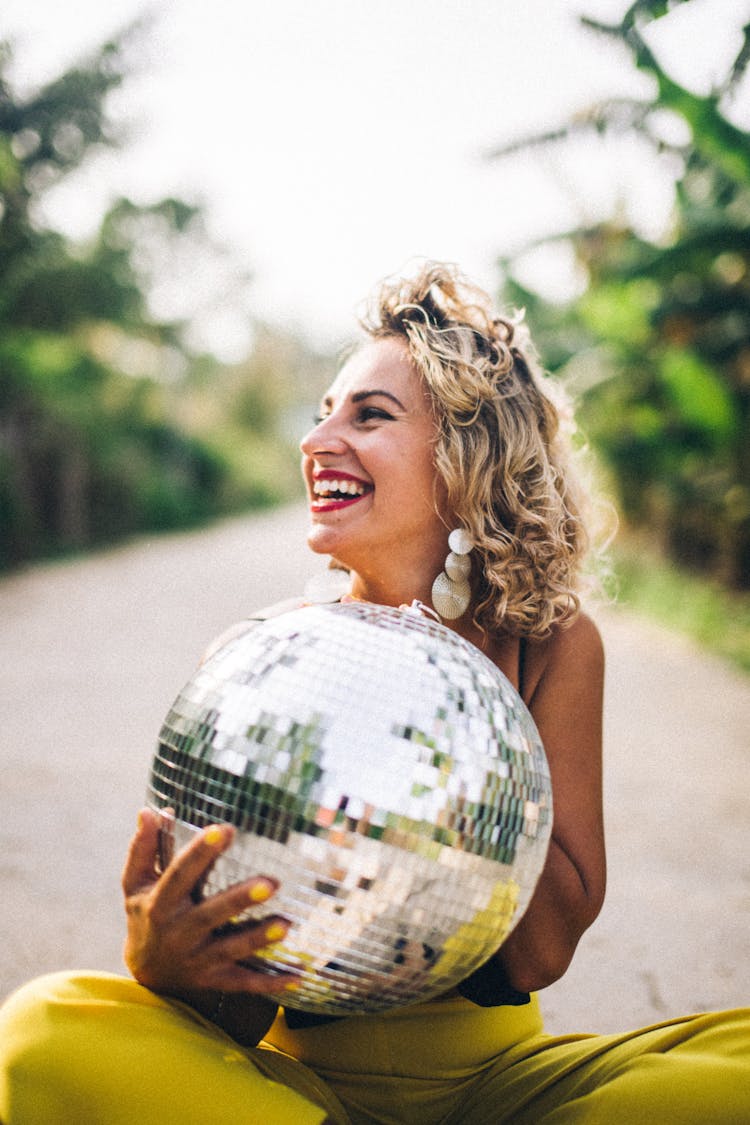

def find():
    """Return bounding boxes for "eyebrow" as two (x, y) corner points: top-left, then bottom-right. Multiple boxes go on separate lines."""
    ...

(321, 388), (407, 412)
(351, 389), (407, 409)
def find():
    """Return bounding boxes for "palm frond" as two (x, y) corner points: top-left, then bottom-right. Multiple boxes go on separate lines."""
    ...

(485, 100), (642, 160)
(582, 1), (693, 39)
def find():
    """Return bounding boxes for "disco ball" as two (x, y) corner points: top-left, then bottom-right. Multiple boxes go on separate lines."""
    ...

(147, 601), (552, 1015)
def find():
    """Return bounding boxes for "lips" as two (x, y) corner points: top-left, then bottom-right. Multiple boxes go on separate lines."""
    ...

(310, 470), (372, 512)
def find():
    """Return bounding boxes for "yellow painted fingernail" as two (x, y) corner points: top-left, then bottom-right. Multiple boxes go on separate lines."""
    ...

(265, 922), (287, 942)
(204, 825), (225, 847)
(249, 882), (272, 904)
(284, 979), (301, 991)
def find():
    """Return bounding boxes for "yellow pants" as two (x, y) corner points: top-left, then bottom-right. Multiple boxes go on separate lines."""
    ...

(1, 972), (749, 1124)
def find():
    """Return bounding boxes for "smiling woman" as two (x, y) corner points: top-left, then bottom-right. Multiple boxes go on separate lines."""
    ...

(1, 262), (749, 1125)
(300, 337), (448, 606)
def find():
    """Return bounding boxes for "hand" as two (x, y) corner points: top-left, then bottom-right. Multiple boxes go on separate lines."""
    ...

(122, 807), (296, 999)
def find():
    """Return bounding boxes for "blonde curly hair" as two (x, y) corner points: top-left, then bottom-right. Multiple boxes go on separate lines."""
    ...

(360, 261), (590, 639)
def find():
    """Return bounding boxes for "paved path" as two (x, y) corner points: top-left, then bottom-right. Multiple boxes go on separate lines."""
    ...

(1, 504), (748, 1033)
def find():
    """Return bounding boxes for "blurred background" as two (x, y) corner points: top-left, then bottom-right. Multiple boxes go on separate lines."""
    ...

(1, 0), (749, 668)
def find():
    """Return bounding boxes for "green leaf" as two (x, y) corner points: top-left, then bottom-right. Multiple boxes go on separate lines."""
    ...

(658, 348), (736, 438)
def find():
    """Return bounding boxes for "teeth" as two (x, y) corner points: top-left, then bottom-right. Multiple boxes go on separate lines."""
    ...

(313, 478), (366, 497)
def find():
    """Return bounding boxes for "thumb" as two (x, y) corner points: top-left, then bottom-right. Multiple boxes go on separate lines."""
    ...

(121, 807), (165, 897)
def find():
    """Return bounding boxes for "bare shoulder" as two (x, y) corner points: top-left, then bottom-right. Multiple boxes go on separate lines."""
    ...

(549, 610), (604, 665)
(522, 611), (604, 705)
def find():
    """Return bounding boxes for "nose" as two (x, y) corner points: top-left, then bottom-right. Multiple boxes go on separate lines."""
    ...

(300, 413), (348, 457)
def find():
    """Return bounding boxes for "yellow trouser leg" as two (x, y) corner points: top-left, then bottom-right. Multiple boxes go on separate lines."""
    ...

(0, 972), (348, 1125)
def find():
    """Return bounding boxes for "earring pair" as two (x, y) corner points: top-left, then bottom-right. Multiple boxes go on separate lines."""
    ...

(431, 528), (473, 620)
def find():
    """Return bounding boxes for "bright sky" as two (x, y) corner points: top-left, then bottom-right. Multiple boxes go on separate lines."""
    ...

(4, 0), (748, 356)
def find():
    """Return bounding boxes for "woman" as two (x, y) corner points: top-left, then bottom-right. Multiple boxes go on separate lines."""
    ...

(1, 263), (748, 1124)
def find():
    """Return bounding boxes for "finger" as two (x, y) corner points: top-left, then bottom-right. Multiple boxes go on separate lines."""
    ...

(208, 961), (301, 996)
(216, 916), (293, 964)
(192, 876), (279, 931)
(156, 807), (175, 871)
(150, 822), (235, 917)
(121, 808), (162, 897)
(166, 921), (297, 995)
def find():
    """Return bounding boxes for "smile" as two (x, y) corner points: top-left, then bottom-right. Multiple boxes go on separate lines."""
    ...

(311, 472), (372, 512)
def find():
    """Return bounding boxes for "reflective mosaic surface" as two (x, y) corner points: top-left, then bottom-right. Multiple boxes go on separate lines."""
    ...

(147, 602), (552, 1015)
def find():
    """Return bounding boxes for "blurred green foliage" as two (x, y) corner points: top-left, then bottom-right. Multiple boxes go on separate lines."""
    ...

(0, 26), (321, 572)
(612, 536), (750, 672)
(493, 0), (750, 590)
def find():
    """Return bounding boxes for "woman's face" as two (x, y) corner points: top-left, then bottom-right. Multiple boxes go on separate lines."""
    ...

(300, 337), (448, 576)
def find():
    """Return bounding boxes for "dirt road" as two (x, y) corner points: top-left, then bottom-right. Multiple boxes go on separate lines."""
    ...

(1, 504), (748, 1033)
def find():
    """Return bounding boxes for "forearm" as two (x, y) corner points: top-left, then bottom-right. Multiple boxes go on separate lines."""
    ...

(496, 837), (605, 993)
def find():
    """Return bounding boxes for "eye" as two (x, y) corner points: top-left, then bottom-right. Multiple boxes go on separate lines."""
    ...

(356, 405), (393, 423)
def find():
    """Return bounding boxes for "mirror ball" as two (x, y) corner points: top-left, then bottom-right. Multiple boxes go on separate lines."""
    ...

(147, 601), (552, 1015)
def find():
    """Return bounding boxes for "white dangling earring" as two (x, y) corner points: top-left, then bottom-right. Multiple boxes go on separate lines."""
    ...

(431, 528), (473, 620)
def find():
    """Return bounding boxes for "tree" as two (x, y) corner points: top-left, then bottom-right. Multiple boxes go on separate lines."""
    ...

(491, 1), (750, 588)
(0, 26), (279, 570)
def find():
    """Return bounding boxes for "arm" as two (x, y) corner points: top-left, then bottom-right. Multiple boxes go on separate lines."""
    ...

(496, 612), (606, 993)
(122, 809), (294, 1046)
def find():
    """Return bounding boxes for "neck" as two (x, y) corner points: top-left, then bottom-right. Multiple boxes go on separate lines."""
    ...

(348, 564), (436, 610)
(353, 571), (434, 616)
(346, 567), (494, 658)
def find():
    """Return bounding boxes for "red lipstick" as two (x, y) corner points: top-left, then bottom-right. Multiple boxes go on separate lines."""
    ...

(310, 470), (372, 512)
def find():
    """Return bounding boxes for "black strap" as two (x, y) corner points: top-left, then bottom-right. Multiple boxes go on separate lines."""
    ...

(518, 635), (528, 701)
(456, 956), (530, 1007)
